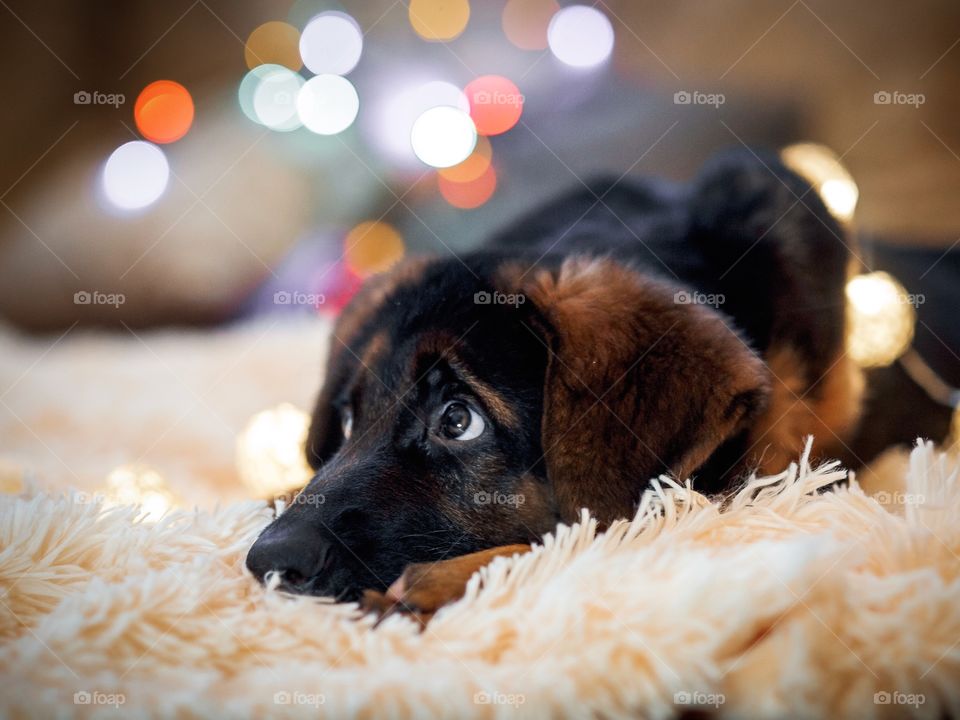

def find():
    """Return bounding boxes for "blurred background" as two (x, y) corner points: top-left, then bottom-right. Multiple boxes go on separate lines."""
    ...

(2, 0), (959, 328)
(0, 0), (959, 484)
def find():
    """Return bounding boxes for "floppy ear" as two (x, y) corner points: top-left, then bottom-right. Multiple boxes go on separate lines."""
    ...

(517, 257), (770, 523)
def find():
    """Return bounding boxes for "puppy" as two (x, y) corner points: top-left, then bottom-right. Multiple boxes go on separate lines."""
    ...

(246, 149), (863, 623)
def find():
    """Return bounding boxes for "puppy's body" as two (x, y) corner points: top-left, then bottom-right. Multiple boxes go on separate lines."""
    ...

(247, 150), (863, 612)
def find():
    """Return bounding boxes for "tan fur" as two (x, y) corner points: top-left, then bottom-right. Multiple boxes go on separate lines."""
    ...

(332, 257), (435, 361)
(517, 257), (771, 521)
(750, 347), (865, 473)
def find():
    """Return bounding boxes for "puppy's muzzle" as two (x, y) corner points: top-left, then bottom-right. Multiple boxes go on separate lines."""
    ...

(245, 520), (332, 591)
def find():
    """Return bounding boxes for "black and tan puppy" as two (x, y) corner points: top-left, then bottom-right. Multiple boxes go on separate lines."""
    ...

(246, 149), (863, 622)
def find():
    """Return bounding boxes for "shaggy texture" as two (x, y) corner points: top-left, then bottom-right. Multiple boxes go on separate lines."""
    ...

(1, 320), (959, 719)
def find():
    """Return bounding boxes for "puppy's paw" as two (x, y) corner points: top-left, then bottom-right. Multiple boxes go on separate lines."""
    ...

(359, 544), (531, 630)
(359, 565), (443, 630)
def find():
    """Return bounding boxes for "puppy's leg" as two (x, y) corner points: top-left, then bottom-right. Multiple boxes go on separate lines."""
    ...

(361, 544), (530, 628)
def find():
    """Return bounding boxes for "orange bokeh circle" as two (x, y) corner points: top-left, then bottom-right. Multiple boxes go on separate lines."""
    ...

(439, 164), (497, 209)
(135, 80), (194, 144)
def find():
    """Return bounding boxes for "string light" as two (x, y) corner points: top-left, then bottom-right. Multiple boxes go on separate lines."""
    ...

(780, 143), (859, 223)
(103, 465), (178, 522)
(846, 272), (915, 367)
(409, 0), (471, 42)
(547, 5), (614, 68)
(134, 80), (194, 144)
(299, 11), (363, 76)
(244, 21), (302, 71)
(465, 75), (524, 136)
(502, 0), (559, 50)
(411, 105), (477, 168)
(344, 221), (405, 276)
(236, 403), (313, 498)
(297, 74), (360, 135)
(101, 141), (170, 211)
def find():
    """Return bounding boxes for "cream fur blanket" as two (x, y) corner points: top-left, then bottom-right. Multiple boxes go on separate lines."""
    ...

(1, 319), (958, 719)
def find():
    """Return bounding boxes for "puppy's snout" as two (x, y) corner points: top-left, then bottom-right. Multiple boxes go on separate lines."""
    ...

(245, 521), (330, 590)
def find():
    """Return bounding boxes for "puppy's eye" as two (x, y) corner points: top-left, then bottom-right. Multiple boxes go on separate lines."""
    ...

(341, 407), (353, 440)
(439, 401), (485, 441)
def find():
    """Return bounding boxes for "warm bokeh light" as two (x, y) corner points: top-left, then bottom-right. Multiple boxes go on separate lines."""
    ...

(465, 75), (524, 136)
(236, 403), (313, 498)
(244, 21), (302, 71)
(297, 74), (360, 135)
(411, 105), (477, 168)
(548, 5), (614, 68)
(299, 11), (363, 75)
(846, 272), (916, 367)
(252, 66), (304, 131)
(344, 221), (405, 276)
(781, 143), (859, 222)
(502, 0), (559, 50)
(134, 80), (194, 144)
(102, 141), (170, 211)
(370, 80), (469, 165)
(439, 163), (497, 209)
(438, 135), (492, 183)
(103, 465), (178, 522)
(409, 0), (471, 41)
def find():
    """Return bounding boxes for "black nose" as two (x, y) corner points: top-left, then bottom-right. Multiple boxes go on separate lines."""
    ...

(245, 521), (329, 589)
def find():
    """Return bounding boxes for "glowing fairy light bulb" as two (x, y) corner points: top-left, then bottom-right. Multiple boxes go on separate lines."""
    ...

(134, 80), (194, 144)
(297, 74), (360, 135)
(252, 66), (304, 131)
(547, 5), (614, 68)
(410, 105), (477, 168)
(781, 143), (859, 222)
(101, 141), (170, 211)
(299, 11), (363, 75)
(103, 465), (178, 522)
(236, 403), (313, 498)
(409, 0), (471, 41)
(846, 272), (915, 367)
(244, 21), (302, 71)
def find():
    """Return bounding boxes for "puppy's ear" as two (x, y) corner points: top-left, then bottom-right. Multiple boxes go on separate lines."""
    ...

(515, 258), (770, 523)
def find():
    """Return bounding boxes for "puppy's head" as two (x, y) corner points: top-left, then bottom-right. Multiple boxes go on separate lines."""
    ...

(246, 254), (769, 599)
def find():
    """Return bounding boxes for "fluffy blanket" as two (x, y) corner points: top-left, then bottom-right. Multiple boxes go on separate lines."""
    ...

(0, 320), (958, 719)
